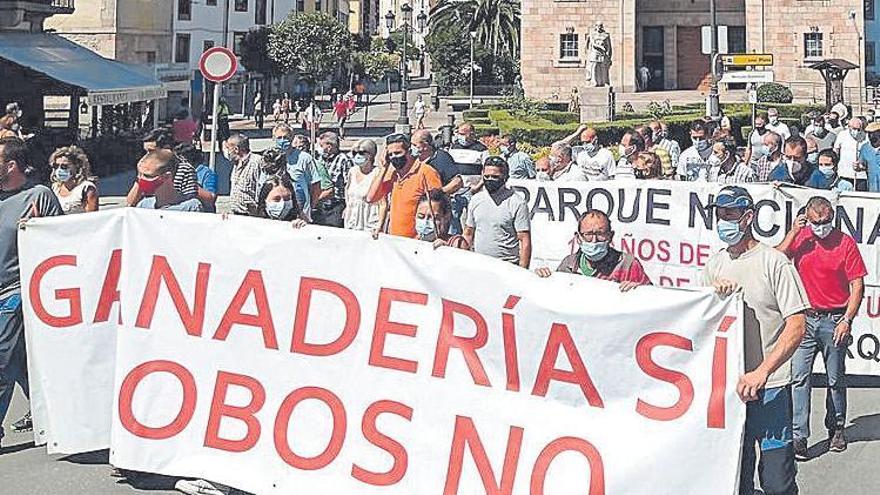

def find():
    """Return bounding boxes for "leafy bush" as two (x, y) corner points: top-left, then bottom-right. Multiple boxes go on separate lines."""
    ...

(462, 109), (489, 120)
(756, 83), (793, 104)
(537, 110), (579, 125)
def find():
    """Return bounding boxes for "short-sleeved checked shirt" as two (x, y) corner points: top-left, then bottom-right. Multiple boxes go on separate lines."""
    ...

(230, 153), (262, 215)
(753, 155), (781, 182)
(317, 152), (353, 204)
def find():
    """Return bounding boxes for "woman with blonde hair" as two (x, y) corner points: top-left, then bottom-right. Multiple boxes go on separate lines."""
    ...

(49, 146), (98, 213)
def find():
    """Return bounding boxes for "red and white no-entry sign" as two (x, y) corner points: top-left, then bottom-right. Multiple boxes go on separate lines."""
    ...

(199, 47), (238, 83)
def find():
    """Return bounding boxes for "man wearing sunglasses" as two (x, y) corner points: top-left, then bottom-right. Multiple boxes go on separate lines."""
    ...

(366, 133), (441, 238)
(463, 156), (531, 268)
(534, 210), (650, 291)
(134, 150), (203, 211)
(776, 197), (866, 459)
(702, 186), (809, 495)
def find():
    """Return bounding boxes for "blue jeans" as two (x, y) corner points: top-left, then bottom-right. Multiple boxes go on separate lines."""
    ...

(450, 192), (469, 235)
(0, 293), (28, 441)
(791, 312), (848, 440)
(740, 386), (798, 495)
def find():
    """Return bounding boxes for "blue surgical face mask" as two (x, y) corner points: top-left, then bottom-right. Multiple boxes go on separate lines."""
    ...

(693, 138), (710, 151)
(275, 138), (292, 152)
(500, 145), (511, 156)
(55, 168), (71, 182)
(807, 152), (819, 164)
(415, 217), (435, 238)
(583, 142), (597, 154)
(819, 164), (835, 176)
(265, 199), (293, 219)
(352, 153), (368, 166)
(455, 134), (468, 145)
(716, 219), (745, 245)
(579, 240), (609, 261)
(761, 144), (775, 157)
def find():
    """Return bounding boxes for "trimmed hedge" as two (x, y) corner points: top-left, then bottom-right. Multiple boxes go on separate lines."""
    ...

(462, 109), (489, 120)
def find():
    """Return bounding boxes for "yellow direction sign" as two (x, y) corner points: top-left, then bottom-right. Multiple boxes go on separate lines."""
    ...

(722, 54), (773, 67)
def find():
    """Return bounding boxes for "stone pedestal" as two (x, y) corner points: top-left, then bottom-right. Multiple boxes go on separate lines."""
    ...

(579, 86), (613, 123)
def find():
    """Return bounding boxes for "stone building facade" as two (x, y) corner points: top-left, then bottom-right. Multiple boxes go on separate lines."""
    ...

(522, 0), (865, 100)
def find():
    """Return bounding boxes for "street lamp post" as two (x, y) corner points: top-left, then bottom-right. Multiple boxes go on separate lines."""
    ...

(397, 3), (413, 131)
(385, 10), (396, 111)
(417, 10), (428, 78)
(707, 0), (721, 120)
(469, 29), (477, 109)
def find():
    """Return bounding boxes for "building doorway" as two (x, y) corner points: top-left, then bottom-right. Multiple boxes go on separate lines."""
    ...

(676, 26), (710, 90)
(642, 26), (665, 91)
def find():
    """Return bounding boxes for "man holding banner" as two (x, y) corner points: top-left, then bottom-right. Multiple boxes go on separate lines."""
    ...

(702, 186), (810, 495)
(535, 209), (651, 291)
(0, 137), (63, 446)
(776, 197), (867, 459)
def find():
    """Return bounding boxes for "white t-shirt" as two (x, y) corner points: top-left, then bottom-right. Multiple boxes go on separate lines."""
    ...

(610, 157), (635, 180)
(552, 161), (588, 181)
(574, 147), (615, 180)
(766, 121), (791, 141)
(676, 145), (712, 181)
(834, 130), (868, 180)
(701, 243), (810, 388)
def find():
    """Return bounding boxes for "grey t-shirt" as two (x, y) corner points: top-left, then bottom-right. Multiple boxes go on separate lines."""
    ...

(136, 196), (204, 212)
(466, 188), (530, 264)
(1, 183), (64, 296)
(701, 242), (810, 388)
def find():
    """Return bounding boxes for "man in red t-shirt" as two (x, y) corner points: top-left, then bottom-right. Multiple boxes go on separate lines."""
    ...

(535, 210), (651, 291)
(776, 196), (867, 458)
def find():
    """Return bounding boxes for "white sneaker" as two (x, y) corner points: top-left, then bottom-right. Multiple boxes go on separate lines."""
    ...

(174, 479), (231, 495)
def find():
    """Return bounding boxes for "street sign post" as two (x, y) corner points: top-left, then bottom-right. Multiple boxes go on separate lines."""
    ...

(719, 70), (774, 84)
(199, 47), (238, 171)
(721, 54), (773, 67)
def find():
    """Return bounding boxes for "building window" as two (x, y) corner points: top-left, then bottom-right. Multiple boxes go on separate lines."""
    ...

(255, 0), (267, 24)
(206, 0), (216, 5)
(235, 0), (248, 12)
(804, 32), (823, 59)
(316, 0), (322, 11)
(233, 31), (247, 56)
(203, 40), (215, 52)
(559, 33), (579, 60)
(297, 0), (304, 11)
(727, 26), (746, 54)
(178, 0), (191, 21)
(867, 0), (876, 21)
(868, 41), (876, 67)
(175, 34), (191, 63)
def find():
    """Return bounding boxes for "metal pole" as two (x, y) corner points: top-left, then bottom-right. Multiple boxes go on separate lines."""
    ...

(469, 34), (475, 109)
(209, 82), (221, 171)
(398, 25), (409, 125)
(707, 0), (721, 120)
(858, 33), (865, 115)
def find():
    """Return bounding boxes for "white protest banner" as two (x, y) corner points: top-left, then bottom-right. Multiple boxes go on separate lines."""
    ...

(20, 210), (122, 453)
(21, 208), (744, 494)
(511, 179), (880, 376)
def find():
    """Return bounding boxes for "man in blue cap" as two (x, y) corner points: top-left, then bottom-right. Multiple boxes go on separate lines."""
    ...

(701, 185), (810, 495)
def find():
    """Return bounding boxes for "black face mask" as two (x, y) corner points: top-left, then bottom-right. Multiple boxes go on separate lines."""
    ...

(483, 178), (504, 193)
(828, 119), (839, 127)
(870, 133), (880, 148)
(755, 126), (767, 134)
(388, 154), (407, 169)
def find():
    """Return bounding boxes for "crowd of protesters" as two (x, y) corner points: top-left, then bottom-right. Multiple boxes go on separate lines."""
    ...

(0, 98), (876, 495)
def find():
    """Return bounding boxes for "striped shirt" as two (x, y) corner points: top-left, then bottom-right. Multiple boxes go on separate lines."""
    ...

(713, 160), (757, 184)
(753, 155), (781, 182)
(173, 160), (198, 198)
(656, 138), (681, 171)
(230, 153), (262, 215)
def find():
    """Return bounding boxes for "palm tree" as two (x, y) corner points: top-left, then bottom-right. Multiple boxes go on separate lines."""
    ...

(429, 0), (521, 58)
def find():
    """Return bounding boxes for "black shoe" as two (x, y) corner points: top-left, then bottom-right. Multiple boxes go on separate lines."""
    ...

(793, 437), (809, 461)
(829, 428), (847, 452)
(11, 412), (32, 433)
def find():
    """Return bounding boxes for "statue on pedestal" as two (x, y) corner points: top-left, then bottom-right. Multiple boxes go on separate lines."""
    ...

(586, 23), (612, 87)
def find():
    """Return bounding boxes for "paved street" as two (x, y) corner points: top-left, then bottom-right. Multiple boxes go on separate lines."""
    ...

(2, 383), (878, 494)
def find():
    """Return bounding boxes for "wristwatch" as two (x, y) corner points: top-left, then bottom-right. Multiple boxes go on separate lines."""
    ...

(843, 315), (854, 325)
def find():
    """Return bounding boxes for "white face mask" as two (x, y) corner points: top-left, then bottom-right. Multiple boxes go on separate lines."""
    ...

(536, 171), (552, 181)
(265, 199), (294, 219)
(811, 222), (833, 239)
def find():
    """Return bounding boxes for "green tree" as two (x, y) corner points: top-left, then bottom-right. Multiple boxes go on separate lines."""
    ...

(240, 27), (278, 76)
(429, 0), (520, 58)
(352, 49), (399, 83)
(425, 21), (518, 93)
(268, 12), (353, 86)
